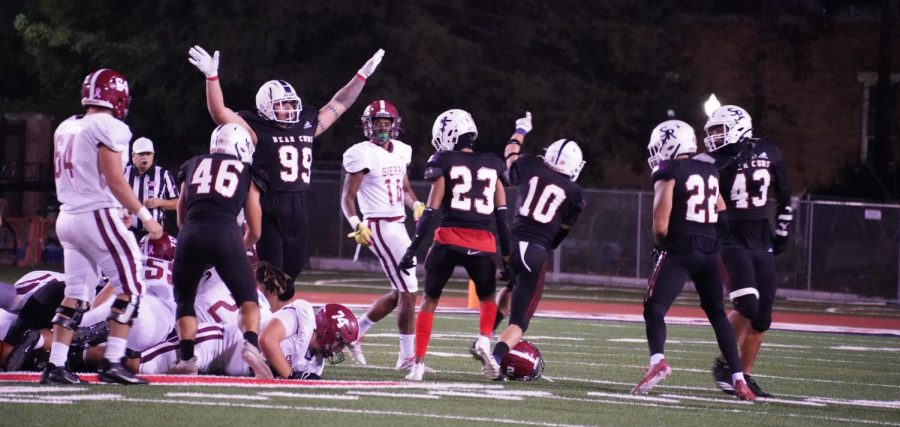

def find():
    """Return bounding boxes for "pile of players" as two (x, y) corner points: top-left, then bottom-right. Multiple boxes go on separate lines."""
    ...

(2, 44), (790, 401)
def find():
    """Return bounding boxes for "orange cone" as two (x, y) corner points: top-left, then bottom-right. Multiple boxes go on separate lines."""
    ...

(467, 279), (479, 309)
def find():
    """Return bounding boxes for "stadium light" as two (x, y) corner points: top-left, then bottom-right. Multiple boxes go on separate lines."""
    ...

(704, 94), (720, 117)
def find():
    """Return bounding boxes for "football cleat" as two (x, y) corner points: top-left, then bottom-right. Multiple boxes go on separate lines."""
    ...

(98, 359), (148, 385)
(630, 359), (672, 395)
(241, 341), (274, 379)
(396, 356), (434, 373)
(744, 374), (772, 398)
(167, 357), (199, 375)
(347, 339), (367, 366)
(473, 339), (501, 380)
(405, 362), (425, 381)
(711, 358), (735, 395)
(5, 329), (42, 371)
(40, 363), (81, 385)
(733, 379), (757, 401)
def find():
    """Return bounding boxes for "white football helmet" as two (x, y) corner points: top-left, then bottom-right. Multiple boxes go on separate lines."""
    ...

(704, 105), (752, 152)
(209, 123), (254, 164)
(256, 80), (302, 124)
(542, 139), (585, 181)
(647, 120), (697, 171)
(431, 109), (478, 151)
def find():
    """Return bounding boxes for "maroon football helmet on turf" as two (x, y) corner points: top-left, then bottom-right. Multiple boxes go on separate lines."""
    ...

(139, 232), (177, 261)
(360, 100), (402, 144)
(314, 304), (359, 364)
(81, 69), (131, 120)
(500, 340), (545, 381)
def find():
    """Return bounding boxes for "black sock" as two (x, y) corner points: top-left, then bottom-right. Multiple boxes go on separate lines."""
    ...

(179, 340), (195, 360)
(243, 331), (259, 348)
(493, 311), (505, 331)
(492, 341), (510, 361)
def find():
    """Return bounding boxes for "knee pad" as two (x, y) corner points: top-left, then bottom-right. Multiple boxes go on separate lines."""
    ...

(107, 295), (141, 326)
(751, 312), (772, 333)
(51, 300), (90, 331)
(729, 288), (759, 320)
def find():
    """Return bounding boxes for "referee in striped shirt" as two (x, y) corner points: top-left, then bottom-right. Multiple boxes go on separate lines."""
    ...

(124, 137), (179, 241)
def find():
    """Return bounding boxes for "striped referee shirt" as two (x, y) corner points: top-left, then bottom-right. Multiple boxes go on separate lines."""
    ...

(124, 164), (179, 231)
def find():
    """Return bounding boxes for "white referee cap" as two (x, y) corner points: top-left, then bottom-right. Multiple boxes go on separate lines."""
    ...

(132, 137), (155, 154)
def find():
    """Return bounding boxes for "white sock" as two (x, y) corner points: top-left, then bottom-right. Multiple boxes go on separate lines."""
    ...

(399, 334), (414, 358)
(48, 342), (69, 367)
(358, 315), (375, 337)
(650, 353), (665, 366)
(105, 336), (127, 362)
(36, 335), (45, 349)
(732, 372), (745, 383)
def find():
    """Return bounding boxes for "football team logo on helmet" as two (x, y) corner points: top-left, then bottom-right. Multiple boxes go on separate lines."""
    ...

(500, 340), (545, 381)
(314, 303), (359, 364)
(647, 120), (698, 172)
(542, 139), (586, 181)
(361, 100), (402, 144)
(431, 109), (478, 151)
(209, 123), (255, 164)
(704, 105), (753, 152)
(81, 69), (131, 120)
(256, 80), (302, 125)
(139, 232), (177, 262)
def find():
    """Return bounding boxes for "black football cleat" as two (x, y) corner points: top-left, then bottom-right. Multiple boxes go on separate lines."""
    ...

(98, 359), (148, 385)
(40, 363), (81, 385)
(711, 358), (735, 395)
(744, 374), (772, 398)
(5, 329), (41, 371)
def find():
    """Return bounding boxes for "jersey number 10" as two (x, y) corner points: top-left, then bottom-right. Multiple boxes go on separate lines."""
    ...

(518, 176), (567, 224)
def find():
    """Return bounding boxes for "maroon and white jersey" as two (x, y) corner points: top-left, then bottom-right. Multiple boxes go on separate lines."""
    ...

(342, 140), (412, 219)
(139, 323), (228, 374)
(12, 271), (65, 312)
(142, 256), (175, 313)
(271, 299), (325, 376)
(54, 114), (132, 213)
(195, 268), (239, 325)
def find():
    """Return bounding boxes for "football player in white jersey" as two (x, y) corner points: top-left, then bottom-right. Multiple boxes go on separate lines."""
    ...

(340, 100), (424, 372)
(45, 69), (162, 385)
(261, 302), (359, 379)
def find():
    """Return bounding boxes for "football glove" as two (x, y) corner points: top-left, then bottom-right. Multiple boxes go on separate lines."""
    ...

(347, 223), (372, 246)
(515, 111), (532, 135)
(412, 201), (426, 221)
(357, 48), (385, 80)
(289, 370), (321, 380)
(188, 45), (219, 78)
(398, 248), (416, 276)
(498, 258), (514, 283)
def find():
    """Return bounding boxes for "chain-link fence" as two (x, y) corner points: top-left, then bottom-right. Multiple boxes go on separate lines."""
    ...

(309, 171), (900, 302)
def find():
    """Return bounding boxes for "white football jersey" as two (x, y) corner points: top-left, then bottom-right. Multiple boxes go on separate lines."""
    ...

(270, 299), (324, 376)
(54, 113), (132, 213)
(342, 140), (412, 219)
(142, 257), (175, 314)
(195, 268), (238, 324)
(12, 271), (65, 312)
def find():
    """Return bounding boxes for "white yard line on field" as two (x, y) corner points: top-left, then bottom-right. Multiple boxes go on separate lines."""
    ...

(166, 392), (269, 400)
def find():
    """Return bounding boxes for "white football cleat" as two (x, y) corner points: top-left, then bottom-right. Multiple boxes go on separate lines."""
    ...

(347, 340), (367, 366)
(396, 355), (435, 373)
(405, 362), (425, 381)
(167, 357), (198, 375)
(473, 338), (501, 380)
(242, 342), (274, 379)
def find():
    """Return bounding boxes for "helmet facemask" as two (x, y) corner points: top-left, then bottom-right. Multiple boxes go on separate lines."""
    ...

(703, 105), (752, 152)
(647, 120), (697, 171)
(256, 80), (302, 125)
(361, 100), (402, 145)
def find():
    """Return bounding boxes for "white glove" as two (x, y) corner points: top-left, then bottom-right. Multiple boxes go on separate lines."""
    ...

(357, 48), (385, 80)
(515, 111), (532, 135)
(188, 45), (219, 79)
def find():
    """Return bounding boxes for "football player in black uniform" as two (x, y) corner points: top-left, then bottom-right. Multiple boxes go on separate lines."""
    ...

(170, 123), (273, 379)
(187, 45), (385, 284)
(705, 105), (793, 398)
(397, 109), (510, 380)
(631, 120), (755, 400)
(475, 112), (588, 380)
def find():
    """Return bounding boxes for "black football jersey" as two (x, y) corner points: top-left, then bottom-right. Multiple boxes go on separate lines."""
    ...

(713, 137), (791, 222)
(240, 108), (318, 193)
(424, 150), (509, 231)
(651, 153), (720, 245)
(509, 154), (586, 247)
(178, 153), (254, 224)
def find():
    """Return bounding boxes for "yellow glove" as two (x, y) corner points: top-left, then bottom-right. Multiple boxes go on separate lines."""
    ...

(347, 223), (372, 246)
(413, 201), (426, 221)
